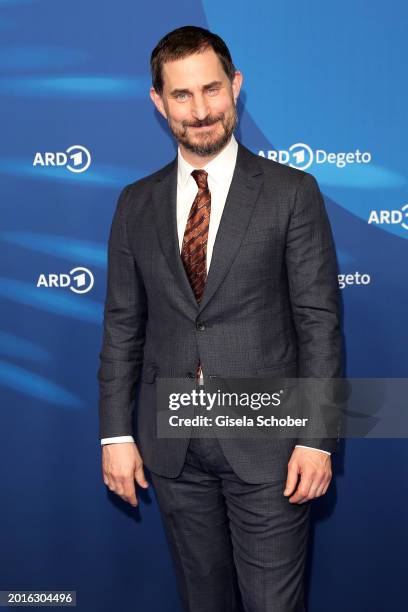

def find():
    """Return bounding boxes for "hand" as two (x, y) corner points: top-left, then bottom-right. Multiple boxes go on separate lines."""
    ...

(283, 446), (332, 504)
(102, 441), (149, 507)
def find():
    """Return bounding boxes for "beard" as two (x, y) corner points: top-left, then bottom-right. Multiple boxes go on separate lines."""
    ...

(167, 101), (238, 157)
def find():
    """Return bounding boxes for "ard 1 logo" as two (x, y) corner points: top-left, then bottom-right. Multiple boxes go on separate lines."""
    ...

(33, 145), (91, 173)
(368, 204), (408, 231)
(259, 143), (371, 171)
(37, 267), (94, 294)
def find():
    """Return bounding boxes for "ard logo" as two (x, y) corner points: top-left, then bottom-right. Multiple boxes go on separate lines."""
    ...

(37, 267), (94, 294)
(33, 145), (91, 173)
(368, 204), (408, 230)
(259, 143), (371, 171)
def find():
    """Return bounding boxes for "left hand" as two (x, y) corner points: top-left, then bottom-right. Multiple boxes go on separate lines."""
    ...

(283, 446), (332, 504)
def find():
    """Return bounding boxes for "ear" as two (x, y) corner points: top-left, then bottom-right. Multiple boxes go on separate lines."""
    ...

(231, 71), (243, 103)
(150, 87), (168, 120)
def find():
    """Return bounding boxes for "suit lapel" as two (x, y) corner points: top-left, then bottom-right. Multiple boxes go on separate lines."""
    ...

(198, 143), (263, 313)
(151, 141), (264, 314)
(151, 156), (199, 310)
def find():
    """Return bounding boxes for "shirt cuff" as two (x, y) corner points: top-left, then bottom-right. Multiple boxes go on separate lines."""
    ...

(295, 445), (331, 456)
(100, 436), (134, 446)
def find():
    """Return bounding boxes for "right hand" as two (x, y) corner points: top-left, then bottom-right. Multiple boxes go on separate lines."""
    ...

(102, 441), (149, 507)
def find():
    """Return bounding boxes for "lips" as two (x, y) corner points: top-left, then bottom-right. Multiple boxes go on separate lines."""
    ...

(190, 121), (218, 130)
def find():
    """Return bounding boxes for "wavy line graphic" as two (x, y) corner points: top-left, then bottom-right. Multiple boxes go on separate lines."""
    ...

(0, 277), (103, 323)
(0, 46), (89, 70)
(0, 360), (82, 407)
(0, 232), (107, 267)
(0, 330), (50, 363)
(0, 75), (151, 98)
(0, 158), (140, 187)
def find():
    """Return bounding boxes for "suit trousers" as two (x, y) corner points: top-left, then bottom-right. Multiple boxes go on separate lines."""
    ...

(150, 427), (311, 612)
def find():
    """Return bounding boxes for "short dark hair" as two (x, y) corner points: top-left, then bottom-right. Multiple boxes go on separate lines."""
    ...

(150, 25), (236, 95)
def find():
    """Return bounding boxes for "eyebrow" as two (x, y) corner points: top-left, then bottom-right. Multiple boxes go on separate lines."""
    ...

(169, 81), (223, 97)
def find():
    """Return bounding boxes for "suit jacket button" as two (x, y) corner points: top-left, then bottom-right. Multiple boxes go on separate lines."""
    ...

(196, 321), (205, 331)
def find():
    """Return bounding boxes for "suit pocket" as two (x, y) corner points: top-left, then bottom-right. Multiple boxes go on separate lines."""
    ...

(141, 364), (158, 384)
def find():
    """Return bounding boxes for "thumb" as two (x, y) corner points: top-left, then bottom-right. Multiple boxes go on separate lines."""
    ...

(134, 463), (149, 489)
(283, 461), (299, 496)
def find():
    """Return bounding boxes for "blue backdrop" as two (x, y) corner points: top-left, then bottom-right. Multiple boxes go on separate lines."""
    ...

(1, 1), (407, 610)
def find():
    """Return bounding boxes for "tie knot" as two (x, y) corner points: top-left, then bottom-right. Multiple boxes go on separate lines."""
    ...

(191, 169), (208, 190)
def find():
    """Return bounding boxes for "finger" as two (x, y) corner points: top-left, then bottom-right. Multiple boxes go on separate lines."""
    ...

(102, 463), (110, 486)
(293, 473), (327, 503)
(316, 480), (331, 497)
(283, 463), (299, 497)
(102, 468), (113, 489)
(305, 481), (321, 500)
(109, 477), (123, 495)
(289, 475), (314, 504)
(135, 464), (149, 489)
(109, 476), (138, 506)
(315, 470), (332, 497)
(122, 481), (138, 507)
(314, 481), (326, 497)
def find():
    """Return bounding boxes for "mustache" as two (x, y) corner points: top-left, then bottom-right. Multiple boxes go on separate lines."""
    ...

(184, 116), (222, 128)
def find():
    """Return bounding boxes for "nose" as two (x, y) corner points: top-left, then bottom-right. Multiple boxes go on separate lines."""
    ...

(191, 93), (210, 122)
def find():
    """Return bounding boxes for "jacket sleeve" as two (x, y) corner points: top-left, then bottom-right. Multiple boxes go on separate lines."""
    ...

(285, 172), (343, 453)
(97, 185), (147, 439)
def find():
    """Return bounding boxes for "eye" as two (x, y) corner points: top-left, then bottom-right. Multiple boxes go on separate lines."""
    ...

(207, 88), (219, 95)
(176, 93), (188, 101)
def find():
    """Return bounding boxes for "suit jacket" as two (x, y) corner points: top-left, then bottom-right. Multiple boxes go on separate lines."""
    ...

(97, 139), (343, 483)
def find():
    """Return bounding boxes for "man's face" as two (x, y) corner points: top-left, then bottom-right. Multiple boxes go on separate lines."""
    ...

(150, 47), (242, 157)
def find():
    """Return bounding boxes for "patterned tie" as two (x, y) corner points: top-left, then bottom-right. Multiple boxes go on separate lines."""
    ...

(181, 169), (211, 380)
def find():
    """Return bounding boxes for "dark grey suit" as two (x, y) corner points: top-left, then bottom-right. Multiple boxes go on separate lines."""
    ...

(98, 140), (342, 476)
(97, 139), (343, 611)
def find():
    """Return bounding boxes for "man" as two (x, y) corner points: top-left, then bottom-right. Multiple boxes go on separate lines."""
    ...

(98, 25), (342, 612)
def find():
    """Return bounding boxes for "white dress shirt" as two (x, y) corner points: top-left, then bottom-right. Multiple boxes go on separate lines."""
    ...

(101, 134), (330, 455)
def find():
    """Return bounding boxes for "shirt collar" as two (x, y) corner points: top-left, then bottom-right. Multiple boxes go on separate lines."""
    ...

(177, 133), (238, 190)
